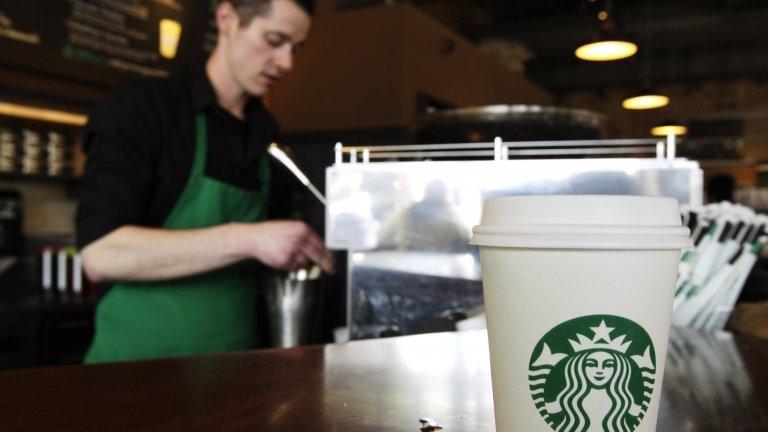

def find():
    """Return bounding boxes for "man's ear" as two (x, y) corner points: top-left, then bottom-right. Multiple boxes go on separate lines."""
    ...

(215, 1), (240, 41)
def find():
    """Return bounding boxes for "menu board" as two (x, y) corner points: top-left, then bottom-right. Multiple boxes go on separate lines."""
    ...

(0, 0), (207, 86)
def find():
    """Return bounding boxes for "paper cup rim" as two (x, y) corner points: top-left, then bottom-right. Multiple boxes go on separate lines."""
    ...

(470, 224), (691, 250)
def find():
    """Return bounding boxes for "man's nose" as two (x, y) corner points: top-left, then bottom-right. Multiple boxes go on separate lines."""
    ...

(275, 45), (293, 72)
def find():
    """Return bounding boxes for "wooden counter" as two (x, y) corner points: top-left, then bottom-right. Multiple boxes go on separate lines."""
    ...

(1, 328), (767, 431)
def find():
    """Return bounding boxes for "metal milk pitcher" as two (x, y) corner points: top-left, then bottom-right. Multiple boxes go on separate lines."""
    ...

(267, 266), (324, 348)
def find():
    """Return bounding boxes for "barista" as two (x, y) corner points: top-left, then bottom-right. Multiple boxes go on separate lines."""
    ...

(77, 0), (333, 363)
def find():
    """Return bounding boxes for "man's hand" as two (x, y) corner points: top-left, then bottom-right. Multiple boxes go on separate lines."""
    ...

(233, 220), (335, 274)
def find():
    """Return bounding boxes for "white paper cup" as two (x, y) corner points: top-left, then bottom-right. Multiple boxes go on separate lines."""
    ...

(470, 195), (690, 432)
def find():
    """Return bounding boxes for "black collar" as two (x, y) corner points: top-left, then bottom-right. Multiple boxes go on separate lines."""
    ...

(190, 67), (266, 124)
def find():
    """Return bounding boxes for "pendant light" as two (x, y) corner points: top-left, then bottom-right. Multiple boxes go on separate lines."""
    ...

(622, 0), (669, 110)
(622, 92), (669, 110)
(651, 119), (687, 136)
(575, 1), (638, 62)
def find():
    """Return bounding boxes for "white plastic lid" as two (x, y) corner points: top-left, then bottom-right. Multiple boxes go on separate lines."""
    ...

(470, 195), (691, 250)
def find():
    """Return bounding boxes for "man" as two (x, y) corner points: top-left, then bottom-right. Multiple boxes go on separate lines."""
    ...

(77, 0), (333, 363)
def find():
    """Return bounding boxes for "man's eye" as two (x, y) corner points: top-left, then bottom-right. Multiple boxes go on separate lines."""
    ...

(265, 34), (285, 47)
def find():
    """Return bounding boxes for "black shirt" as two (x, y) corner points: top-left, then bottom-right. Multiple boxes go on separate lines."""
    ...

(77, 69), (298, 249)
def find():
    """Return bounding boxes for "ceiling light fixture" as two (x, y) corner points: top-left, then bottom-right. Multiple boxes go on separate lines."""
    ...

(575, 40), (638, 62)
(575, 1), (637, 62)
(622, 0), (670, 111)
(622, 93), (669, 110)
(651, 120), (687, 136)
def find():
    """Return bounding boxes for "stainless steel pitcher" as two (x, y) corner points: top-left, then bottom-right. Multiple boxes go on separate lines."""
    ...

(267, 266), (324, 348)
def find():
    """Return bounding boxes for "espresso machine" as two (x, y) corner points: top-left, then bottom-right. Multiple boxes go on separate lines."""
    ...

(324, 105), (704, 340)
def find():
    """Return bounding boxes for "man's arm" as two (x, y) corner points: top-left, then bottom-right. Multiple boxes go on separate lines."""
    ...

(82, 220), (334, 283)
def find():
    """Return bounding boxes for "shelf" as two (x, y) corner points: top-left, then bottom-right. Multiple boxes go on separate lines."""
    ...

(0, 172), (80, 184)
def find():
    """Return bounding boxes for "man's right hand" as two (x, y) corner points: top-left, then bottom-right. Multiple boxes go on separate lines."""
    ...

(233, 220), (335, 274)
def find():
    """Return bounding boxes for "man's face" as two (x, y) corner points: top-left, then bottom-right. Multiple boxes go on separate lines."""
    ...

(221, 0), (311, 96)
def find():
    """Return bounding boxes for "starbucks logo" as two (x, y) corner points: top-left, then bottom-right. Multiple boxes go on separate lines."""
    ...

(528, 315), (656, 432)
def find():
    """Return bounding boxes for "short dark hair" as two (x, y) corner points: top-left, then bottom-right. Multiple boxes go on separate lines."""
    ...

(226, 0), (315, 26)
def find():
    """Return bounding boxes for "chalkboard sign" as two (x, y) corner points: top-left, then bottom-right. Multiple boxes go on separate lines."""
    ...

(0, 0), (212, 88)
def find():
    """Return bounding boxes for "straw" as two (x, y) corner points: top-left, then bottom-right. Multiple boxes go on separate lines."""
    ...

(672, 202), (766, 331)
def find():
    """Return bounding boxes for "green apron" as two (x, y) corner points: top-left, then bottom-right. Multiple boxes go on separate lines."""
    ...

(85, 113), (270, 363)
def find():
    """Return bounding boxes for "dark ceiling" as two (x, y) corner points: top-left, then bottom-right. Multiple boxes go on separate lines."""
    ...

(338, 0), (768, 93)
(467, 0), (768, 92)
(476, 0), (767, 22)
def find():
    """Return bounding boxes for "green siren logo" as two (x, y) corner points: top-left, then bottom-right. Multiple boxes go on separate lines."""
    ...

(528, 315), (656, 432)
